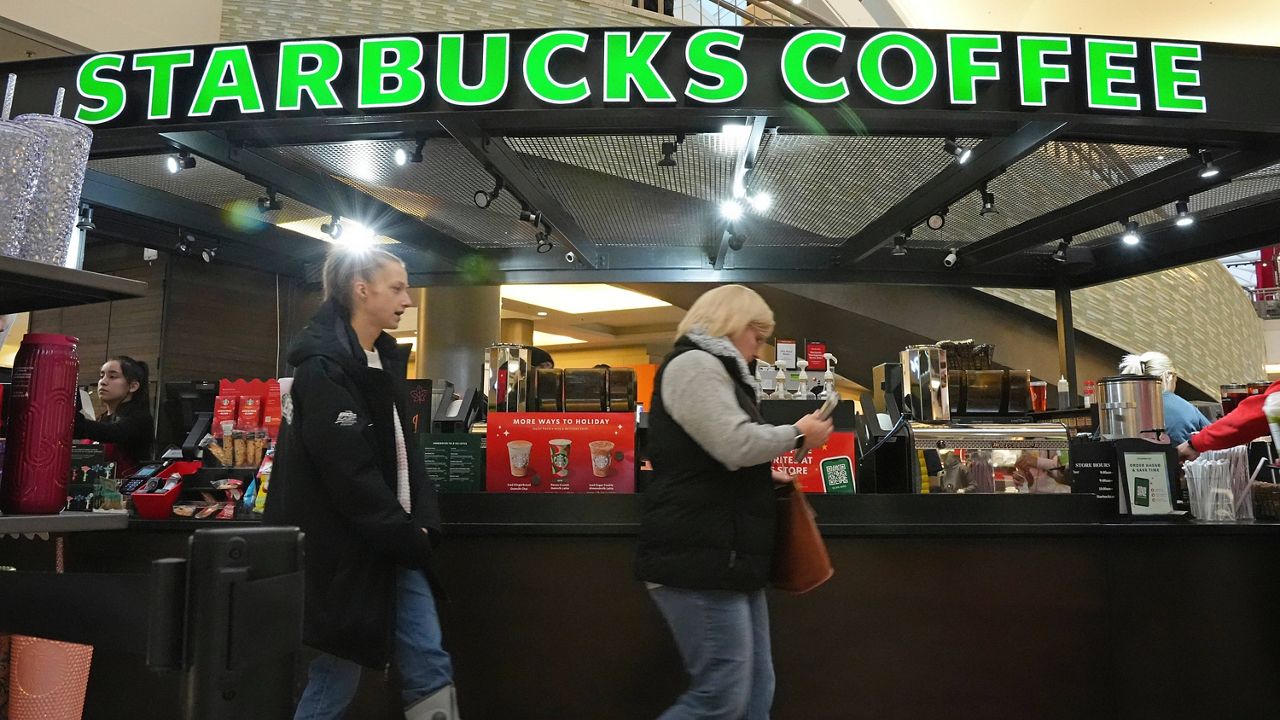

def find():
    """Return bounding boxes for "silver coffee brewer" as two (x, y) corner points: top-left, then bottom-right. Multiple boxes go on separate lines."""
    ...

(1096, 375), (1168, 442)
(485, 344), (533, 412)
(901, 345), (949, 424)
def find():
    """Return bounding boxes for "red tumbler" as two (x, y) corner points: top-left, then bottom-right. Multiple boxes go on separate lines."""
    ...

(1, 334), (79, 515)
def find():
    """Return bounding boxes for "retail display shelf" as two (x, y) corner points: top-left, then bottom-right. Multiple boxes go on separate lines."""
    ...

(0, 254), (146, 314)
(0, 511), (129, 535)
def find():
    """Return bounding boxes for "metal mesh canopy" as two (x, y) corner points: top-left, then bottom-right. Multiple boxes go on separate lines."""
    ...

(265, 139), (538, 249)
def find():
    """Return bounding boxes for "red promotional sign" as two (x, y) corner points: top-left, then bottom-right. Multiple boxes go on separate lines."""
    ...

(805, 341), (826, 372)
(771, 430), (856, 494)
(486, 412), (636, 493)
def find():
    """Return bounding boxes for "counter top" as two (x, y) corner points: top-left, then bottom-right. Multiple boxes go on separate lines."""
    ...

(0, 512), (129, 535)
(115, 494), (1280, 537)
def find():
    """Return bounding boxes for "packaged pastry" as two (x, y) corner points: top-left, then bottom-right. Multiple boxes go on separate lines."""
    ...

(172, 504), (198, 517)
(232, 430), (247, 467)
(196, 504), (219, 519)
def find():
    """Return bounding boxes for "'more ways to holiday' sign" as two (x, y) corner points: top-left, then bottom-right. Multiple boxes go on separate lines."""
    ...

(11, 28), (1223, 129)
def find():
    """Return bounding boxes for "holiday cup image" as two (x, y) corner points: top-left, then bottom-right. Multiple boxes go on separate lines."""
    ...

(549, 439), (572, 479)
(507, 440), (532, 477)
(590, 440), (616, 478)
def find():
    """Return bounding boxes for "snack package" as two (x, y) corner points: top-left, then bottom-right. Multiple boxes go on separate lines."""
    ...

(237, 396), (263, 431)
(213, 395), (239, 438)
(262, 380), (283, 440)
(253, 446), (275, 514)
(232, 430), (246, 467)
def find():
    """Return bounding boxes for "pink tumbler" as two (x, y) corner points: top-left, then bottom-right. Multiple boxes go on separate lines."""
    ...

(1, 333), (79, 514)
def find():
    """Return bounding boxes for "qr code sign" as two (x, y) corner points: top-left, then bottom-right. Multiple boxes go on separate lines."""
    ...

(820, 456), (855, 494)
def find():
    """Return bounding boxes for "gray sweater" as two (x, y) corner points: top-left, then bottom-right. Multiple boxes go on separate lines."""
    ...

(660, 349), (798, 471)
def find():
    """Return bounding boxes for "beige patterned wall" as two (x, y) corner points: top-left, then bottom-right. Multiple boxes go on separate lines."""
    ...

(221, 0), (684, 40)
(983, 262), (1266, 396)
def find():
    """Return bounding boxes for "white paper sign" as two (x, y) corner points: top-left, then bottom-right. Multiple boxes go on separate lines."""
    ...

(776, 339), (797, 370)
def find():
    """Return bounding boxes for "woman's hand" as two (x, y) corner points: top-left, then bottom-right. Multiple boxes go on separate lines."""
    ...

(772, 469), (794, 484)
(794, 410), (834, 451)
(1177, 441), (1199, 463)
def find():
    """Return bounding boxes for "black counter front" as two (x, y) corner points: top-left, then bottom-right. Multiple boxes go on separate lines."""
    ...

(6, 494), (1280, 719)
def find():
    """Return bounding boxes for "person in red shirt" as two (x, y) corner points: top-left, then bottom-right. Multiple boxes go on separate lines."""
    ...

(1179, 381), (1280, 461)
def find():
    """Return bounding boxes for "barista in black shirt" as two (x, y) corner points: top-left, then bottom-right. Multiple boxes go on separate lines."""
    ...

(75, 355), (153, 477)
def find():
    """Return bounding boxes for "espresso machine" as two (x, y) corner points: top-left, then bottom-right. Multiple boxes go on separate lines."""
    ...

(855, 344), (1072, 494)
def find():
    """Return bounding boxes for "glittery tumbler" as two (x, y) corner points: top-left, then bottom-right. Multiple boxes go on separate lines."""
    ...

(7, 636), (94, 720)
(0, 121), (45, 259)
(13, 114), (92, 267)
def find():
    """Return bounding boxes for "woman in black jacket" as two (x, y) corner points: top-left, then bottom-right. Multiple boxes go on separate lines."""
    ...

(637, 285), (832, 719)
(264, 247), (457, 720)
(74, 355), (153, 477)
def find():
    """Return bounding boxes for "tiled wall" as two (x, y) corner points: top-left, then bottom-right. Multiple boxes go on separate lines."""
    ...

(983, 262), (1266, 395)
(221, 0), (684, 40)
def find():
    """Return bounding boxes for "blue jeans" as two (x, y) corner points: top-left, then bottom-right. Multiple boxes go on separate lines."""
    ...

(294, 567), (453, 720)
(649, 586), (775, 720)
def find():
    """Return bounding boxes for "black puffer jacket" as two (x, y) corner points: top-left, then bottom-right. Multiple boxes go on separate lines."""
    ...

(264, 299), (442, 668)
(636, 338), (777, 591)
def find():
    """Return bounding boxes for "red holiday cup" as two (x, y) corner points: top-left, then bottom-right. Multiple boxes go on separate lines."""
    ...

(1, 334), (79, 515)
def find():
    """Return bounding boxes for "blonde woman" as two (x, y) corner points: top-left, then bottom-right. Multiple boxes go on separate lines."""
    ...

(1118, 351), (1209, 445)
(637, 284), (833, 719)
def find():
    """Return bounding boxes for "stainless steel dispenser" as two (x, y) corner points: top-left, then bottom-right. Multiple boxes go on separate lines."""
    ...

(901, 345), (949, 423)
(485, 344), (533, 412)
(1097, 375), (1166, 441)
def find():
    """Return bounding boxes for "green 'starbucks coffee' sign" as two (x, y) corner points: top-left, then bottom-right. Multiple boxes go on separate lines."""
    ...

(0, 27), (1240, 132)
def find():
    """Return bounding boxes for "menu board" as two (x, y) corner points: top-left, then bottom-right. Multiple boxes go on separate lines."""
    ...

(422, 433), (485, 493)
(486, 413), (636, 493)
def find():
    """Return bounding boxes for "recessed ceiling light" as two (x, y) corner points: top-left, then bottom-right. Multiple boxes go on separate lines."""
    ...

(501, 284), (670, 314)
(536, 311), (549, 317)
(532, 330), (586, 346)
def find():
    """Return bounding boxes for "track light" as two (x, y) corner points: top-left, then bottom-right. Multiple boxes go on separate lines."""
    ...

(943, 249), (958, 268)
(1121, 220), (1140, 246)
(321, 215), (343, 240)
(1196, 150), (1220, 179)
(892, 233), (909, 257)
(395, 138), (426, 166)
(748, 192), (772, 213)
(166, 151), (195, 174)
(927, 208), (947, 231)
(658, 141), (678, 167)
(176, 231), (193, 255)
(201, 246), (217, 263)
(944, 138), (972, 165)
(728, 230), (746, 252)
(257, 188), (282, 213)
(720, 199), (744, 221)
(979, 183), (997, 216)
(1175, 198), (1194, 227)
(1053, 236), (1072, 262)
(519, 208), (541, 224)
(474, 175), (504, 209)
(76, 204), (95, 231)
(535, 231), (553, 253)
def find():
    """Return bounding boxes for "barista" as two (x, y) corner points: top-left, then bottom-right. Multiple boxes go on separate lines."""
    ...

(530, 347), (555, 369)
(1012, 452), (1070, 494)
(75, 356), (154, 477)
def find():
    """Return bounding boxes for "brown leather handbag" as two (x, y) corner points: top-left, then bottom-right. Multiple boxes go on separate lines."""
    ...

(770, 484), (834, 593)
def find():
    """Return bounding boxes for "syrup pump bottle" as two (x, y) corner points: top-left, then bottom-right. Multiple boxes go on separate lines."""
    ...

(773, 360), (790, 400)
(820, 352), (838, 399)
(796, 360), (817, 400)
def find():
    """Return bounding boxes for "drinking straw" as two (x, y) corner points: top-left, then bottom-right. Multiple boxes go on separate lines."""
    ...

(2, 73), (14, 121)
(53, 87), (64, 117)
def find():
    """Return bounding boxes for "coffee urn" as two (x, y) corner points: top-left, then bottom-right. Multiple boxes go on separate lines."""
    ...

(1097, 375), (1167, 442)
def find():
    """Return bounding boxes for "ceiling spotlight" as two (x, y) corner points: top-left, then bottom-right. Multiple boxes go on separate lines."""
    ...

(201, 246), (218, 263)
(175, 232), (192, 255)
(944, 138), (972, 165)
(658, 141), (678, 167)
(1196, 150), (1220, 179)
(927, 208), (947, 231)
(474, 175), (504, 209)
(979, 183), (997, 216)
(76, 204), (95, 231)
(321, 214), (343, 240)
(720, 199), (744, 221)
(257, 188), (283, 213)
(728, 230), (746, 252)
(395, 138), (426, 166)
(536, 311), (549, 317)
(519, 208), (541, 225)
(1121, 220), (1140, 246)
(1053, 236), (1072, 262)
(1175, 198), (1195, 227)
(943, 248), (959, 268)
(166, 151), (195, 174)
(748, 192), (772, 213)
(535, 231), (553, 253)
(892, 233), (909, 257)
